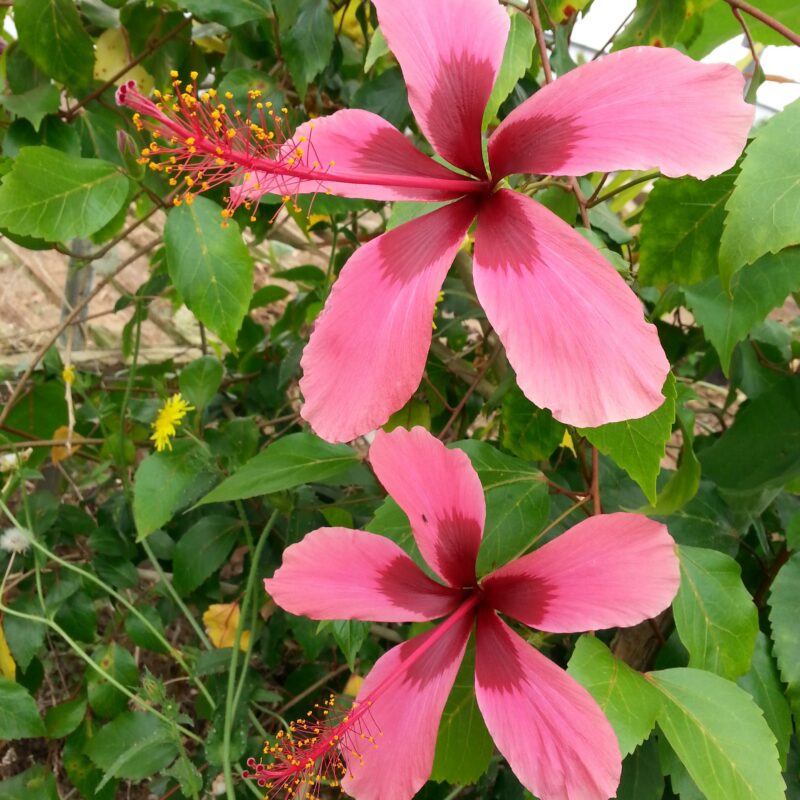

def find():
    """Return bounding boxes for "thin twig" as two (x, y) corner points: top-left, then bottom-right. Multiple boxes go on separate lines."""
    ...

(723, 0), (800, 46)
(591, 446), (602, 515)
(592, 8), (635, 59)
(438, 349), (499, 440)
(589, 171), (661, 207)
(731, 5), (763, 86)
(528, 0), (553, 84)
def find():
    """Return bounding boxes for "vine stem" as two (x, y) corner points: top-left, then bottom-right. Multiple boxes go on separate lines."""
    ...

(222, 509), (279, 800)
(731, 4), (763, 82)
(723, 0), (800, 46)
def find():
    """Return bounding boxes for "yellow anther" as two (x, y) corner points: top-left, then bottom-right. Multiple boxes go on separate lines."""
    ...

(190, 70), (198, 80)
(224, 91), (233, 100)
(170, 70), (179, 78)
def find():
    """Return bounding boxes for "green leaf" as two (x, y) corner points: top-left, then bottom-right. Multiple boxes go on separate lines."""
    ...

(647, 668), (786, 800)
(430, 643), (494, 784)
(0, 765), (58, 800)
(0, 147), (130, 241)
(700, 377), (800, 492)
(567, 636), (661, 756)
(197, 433), (358, 505)
(0, 84), (61, 131)
(737, 633), (793, 769)
(13, 0), (94, 92)
(133, 440), (216, 538)
(0, 677), (46, 740)
(179, 356), (224, 411)
(180, 0), (271, 26)
(684, 247), (800, 373)
(617, 737), (664, 800)
(580, 374), (677, 504)
(483, 11), (535, 126)
(501, 384), (565, 461)
(364, 26), (389, 72)
(719, 100), (800, 288)
(87, 644), (139, 719)
(352, 67), (411, 130)
(164, 196), (254, 350)
(44, 697), (87, 739)
(613, 0), (688, 49)
(673, 545), (758, 679)
(281, 0), (334, 99)
(638, 169), (737, 287)
(3, 601), (46, 671)
(329, 620), (368, 671)
(172, 515), (240, 596)
(767, 552), (800, 718)
(124, 606), (168, 654)
(85, 712), (179, 782)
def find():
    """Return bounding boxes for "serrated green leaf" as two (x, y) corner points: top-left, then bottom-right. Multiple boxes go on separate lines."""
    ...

(281, 0), (334, 99)
(133, 440), (216, 538)
(700, 376), (800, 492)
(197, 433), (358, 506)
(0, 84), (60, 131)
(647, 668), (785, 800)
(180, 0), (271, 26)
(0, 147), (129, 241)
(85, 712), (179, 783)
(0, 677), (46, 740)
(14, 0), (94, 92)
(567, 636), (661, 756)
(685, 247), (800, 374)
(737, 632), (793, 769)
(164, 196), (254, 350)
(44, 697), (87, 739)
(179, 356), (224, 411)
(431, 643), (493, 784)
(501, 384), (565, 461)
(719, 100), (800, 288)
(580, 375), (677, 504)
(0, 764), (58, 800)
(673, 545), (758, 679)
(483, 12), (535, 126)
(172, 516), (240, 596)
(617, 737), (664, 800)
(768, 552), (800, 718)
(638, 169), (737, 287)
(613, 0), (687, 49)
(87, 644), (139, 719)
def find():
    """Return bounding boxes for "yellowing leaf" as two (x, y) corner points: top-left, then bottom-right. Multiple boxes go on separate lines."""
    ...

(94, 29), (154, 95)
(334, 4), (369, 43)
(0, 621), (17, 681)
(559, 429), (576, 456)
(51, 425), (84, 464)
(343, 674), (363, 697)
(203, 603), (250, 651)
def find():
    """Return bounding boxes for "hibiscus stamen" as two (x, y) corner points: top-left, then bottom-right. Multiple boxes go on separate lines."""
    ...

(116, 76), (487, 222)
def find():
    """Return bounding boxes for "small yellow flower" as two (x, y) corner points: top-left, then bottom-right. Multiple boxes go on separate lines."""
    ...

(151, 393), (194, 452)
(62, 364), (76, 385)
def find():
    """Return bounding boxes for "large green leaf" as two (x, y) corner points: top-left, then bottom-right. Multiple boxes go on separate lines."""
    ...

(0, 84), (61, 132)
(719, 100), (800, 288)
(280, 0), (334, 99)
(567, 636), (661, 756)
(85, 712), (179, 782)
(673, 545), (758, 679)
(164, 196), (254, 350)
(647, 668), (785, 800)
(0, 147), (130, 241)
(767, 552), (800, 718)
(172, 516), (240, 596)
(14, 0), (94, 92)
(684, 247), (800, 374)
(617, 738), (664, 800)
(638, 169), (737, 287)
(197, 433), (358, 505)
(613, 0), (687, 49)
(580, 375), (677, 504)
(737, 632), (793, 769)
(0, 678), (46, 740)
(180, 0), (271, 26)
(483, 11), (536, 125)
(700, 377), (800, 492)
(430, 643), (493, 785)
(133, 440), (216, 539)
(501, 384), (565, 461)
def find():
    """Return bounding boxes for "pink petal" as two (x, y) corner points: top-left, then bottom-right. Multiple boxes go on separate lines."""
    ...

(489, 47), (753, 181)
(473, 189), (668, 427)
(342, 610), (473, 800)
(300, 198), (477, 443)
(373, 0), (509, 177)
(264, 527), (462, 622)
(482, 513), (680, 633)
(369, 427), (485, 588)
(475, 609), (621, 800)
(233, 108), (472, 204)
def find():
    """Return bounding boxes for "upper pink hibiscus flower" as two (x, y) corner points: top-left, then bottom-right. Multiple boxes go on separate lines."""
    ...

(255, 426), (680, 800)
(117, 0), (753, 442)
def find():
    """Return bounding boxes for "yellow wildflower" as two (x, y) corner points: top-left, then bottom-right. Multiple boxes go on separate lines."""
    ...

(62, 364), (76, 385)
(151, 393), (194, 452)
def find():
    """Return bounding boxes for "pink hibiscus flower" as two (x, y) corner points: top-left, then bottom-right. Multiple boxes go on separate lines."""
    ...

(117, 0), (753, 442)
(255, 426), (680, 800)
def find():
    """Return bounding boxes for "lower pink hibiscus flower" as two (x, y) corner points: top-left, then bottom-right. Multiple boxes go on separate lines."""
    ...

(254, 426), (680, 800)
